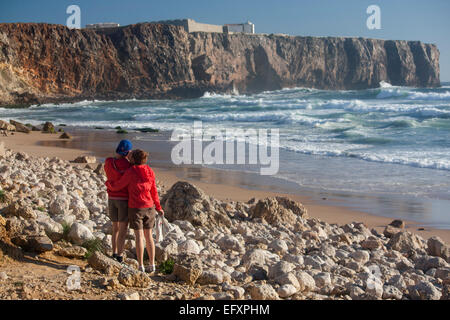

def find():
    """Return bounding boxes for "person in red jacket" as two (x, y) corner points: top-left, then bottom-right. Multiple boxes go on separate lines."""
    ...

(104, 140), (132, 263)
(105, 149), (164, 273)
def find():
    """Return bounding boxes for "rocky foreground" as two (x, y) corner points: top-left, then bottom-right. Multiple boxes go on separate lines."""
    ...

(0, 145), (449, 300)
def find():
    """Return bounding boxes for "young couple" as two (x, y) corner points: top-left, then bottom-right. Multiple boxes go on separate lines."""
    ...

(104, 140), (164, 273)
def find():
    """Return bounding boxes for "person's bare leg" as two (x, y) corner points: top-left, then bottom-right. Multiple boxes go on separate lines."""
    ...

(134, 229), (144, 268)
(111, 222), (119, 255)
(143, 228), (155, 268)
(117, 222), (128, 256)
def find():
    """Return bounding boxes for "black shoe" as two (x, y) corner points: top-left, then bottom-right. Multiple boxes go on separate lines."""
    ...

(115, 255), (123, 263)
(112, 253), (118, 259)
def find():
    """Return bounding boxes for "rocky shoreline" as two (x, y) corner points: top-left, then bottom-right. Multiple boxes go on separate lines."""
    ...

(0, 139), (449, 300)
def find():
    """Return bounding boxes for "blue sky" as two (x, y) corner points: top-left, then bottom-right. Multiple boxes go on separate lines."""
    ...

(1, 0), (449, 81)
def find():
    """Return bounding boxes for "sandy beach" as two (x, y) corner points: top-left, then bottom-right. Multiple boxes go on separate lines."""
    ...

(2, 129), (449, 243)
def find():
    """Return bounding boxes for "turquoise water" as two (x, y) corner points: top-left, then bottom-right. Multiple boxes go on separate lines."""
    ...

(1, 82), (450, 227)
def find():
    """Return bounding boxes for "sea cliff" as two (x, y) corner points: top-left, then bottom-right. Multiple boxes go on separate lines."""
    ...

(0, 23), (441, 107)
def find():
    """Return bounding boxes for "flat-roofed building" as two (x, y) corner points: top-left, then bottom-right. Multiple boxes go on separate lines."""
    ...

(85, 23), (120, 30)
(224, 21), (255, 34)
(156, 19), (223, 33)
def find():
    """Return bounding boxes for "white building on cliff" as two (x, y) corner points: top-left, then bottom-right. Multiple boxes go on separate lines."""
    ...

(156, 19), (255, 34)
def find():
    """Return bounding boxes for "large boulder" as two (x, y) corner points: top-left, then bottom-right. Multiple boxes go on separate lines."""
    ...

(248, 197), (307, 228)
(178, 239), (200, 255)
(155, 240), (178, 262)
(387, 231), (425, 254)
(350, 250), (370, 265)
(49, 196), (70, 216)
(118, 267), (151, 288)
(295, 271), (316, 292)
(25, 235), (53, 253)
(42, 122), (55, 133)
(383, 225), (401, 238)
(161, 181), (231, 228)
(277, 284), (298, 298)
(241, 248), (280, 271)
(414, 256), (448, 272)
(268, 261), (295, 280)
(172, 253), (203, 285)
(427, 236), (450, 262)
(3, 202), (37, 220)
(274, 272), (300, 289)
(38, 219), (64, 242)
(68, 222), (94, 245)
(408, 281), (442, 300)
(0, 217), (23, 260)
(197, 268), (225, 285)
(268, 239), (288, 254)
(88, 251), (123, 275)
(0, 120), (15, 131)
(217, 235), (244, 253)
(9, 120), (30, 133)
(70, 198), (90, 220)
(57, 246), (88, 259)
(247, 283), (279, 300)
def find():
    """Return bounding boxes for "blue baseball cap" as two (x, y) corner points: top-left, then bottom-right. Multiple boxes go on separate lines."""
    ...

(116, 140), (132, 156)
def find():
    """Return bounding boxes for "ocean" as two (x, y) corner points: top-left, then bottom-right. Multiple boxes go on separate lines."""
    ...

(2, 82), (450, 228)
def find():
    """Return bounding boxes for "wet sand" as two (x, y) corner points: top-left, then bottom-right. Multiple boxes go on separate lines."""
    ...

(2, 129), (450, 243)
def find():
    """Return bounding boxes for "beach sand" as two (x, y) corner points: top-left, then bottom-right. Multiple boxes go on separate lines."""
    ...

(2, 130), (450, 243)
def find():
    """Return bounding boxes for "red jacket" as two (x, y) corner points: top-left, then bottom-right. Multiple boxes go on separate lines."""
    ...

(105, 165), (162, 210)
(104, 157), (131, 200)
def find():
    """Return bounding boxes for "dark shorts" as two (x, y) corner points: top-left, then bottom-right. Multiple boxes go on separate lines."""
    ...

(128, 207), (156, 230)
(108, 199), (129, 223)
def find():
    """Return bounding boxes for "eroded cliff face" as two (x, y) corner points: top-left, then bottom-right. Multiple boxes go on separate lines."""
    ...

(0, 23), (440, 106)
